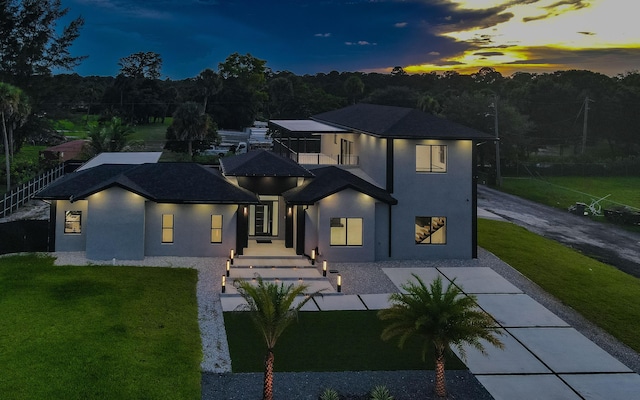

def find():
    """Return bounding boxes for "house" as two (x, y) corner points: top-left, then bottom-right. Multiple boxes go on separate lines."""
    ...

(36, 104), (492, 261)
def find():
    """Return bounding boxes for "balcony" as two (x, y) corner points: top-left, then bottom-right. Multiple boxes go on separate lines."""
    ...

(273, 139), (359, 166)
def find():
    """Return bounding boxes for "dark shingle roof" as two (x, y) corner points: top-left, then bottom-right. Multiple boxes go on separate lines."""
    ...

(220, 150), (314, 177)
(35, 163), (259, 204)
(312, 103), (492, 140)
(283, 166), (397, 205)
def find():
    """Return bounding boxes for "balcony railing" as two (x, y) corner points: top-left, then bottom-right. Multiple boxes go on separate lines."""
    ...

(273, 139), (359, 166)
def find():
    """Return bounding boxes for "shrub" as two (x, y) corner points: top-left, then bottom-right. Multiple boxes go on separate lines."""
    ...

(319, 387), (340, 400)
(370, 385), (394, 400)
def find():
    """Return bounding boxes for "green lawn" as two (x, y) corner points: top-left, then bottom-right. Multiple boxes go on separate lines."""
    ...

(0, 254), (201, 400)
(224, 310), (466, 372)
(478, 219), (640, 352)
(501, 176), (640, 211)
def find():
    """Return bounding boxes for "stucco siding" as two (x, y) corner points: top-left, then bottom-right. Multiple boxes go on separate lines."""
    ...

(85, 187), (145, 260)
(391, 139), (473, 259)
(355, 134), (387, 188)
(316, 189), (377, 262)
(55, 199), (88, 252)
(144, 203), (237, 257)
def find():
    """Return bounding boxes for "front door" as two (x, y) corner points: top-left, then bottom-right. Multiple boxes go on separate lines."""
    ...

(249, 195), (279, 237)
(254, 203), (272, 236)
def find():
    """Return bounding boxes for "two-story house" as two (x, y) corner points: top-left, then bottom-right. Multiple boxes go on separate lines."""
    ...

(36, 103), (491, 262)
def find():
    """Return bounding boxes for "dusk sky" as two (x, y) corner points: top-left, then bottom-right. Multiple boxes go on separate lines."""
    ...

(59, 0), (640, 79)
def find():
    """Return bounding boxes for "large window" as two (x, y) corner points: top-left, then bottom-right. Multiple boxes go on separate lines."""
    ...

(415, 216), (446, 244)
(162, 214), (174, 243)
(211, 215), (222, 243)
(330, 217), (363, 246)
(416, 145), (447, 173)
(64, 211), (82, 234)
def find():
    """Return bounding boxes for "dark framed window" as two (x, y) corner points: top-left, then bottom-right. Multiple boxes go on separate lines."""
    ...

(415, 216), (446, 244)
(211, 215), (222, 243)
(330, 217), (363, 246)
(64, 211), (82, 234)
(416, 145), (447, 173)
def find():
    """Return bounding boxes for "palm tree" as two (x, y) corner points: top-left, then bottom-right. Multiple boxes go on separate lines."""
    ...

(233, 275), (322, 400)
(168, 102), (209, 156)
(378, 274), (503, 398)
(0, 82), (30, 191)
(86, 117), (133, 156)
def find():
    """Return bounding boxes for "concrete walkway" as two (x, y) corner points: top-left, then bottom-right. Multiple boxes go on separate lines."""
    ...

(222, 263), (640, 400)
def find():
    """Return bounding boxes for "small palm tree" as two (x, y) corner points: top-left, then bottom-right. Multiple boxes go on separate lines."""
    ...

(378, 274), (503, 398)
(234, 275), (322, 400)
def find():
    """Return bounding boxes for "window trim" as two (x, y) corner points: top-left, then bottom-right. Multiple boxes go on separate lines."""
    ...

(64, 210), (82, 234)
(210, 214), (223, 244)
(330, 217), (363, 246)
(416, 144), (447, 173)
(415, 216), (447, 245)
(162, 214), (174, 244)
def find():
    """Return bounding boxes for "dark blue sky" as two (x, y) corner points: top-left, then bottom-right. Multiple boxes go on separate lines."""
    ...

(59, 0), (640, 79)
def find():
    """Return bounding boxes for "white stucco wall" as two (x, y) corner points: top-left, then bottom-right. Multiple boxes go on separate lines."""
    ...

(144, 202), (238, 257)
(85, 187), (146, 260)
(390, 139), (474, 259)
(55, 199), (88, 252)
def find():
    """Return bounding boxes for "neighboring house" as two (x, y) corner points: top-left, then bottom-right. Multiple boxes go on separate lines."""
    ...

(36, 104), (492, 262)
(40, 140), (89, 162)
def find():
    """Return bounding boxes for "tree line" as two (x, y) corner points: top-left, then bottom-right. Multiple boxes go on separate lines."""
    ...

(2, 0), (640, 191)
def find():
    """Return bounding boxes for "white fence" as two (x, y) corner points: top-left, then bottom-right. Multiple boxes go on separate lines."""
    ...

(1, 163), (65, 218)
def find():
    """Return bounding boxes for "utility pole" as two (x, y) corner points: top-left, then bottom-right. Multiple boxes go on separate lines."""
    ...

(493, 94), (501, 187)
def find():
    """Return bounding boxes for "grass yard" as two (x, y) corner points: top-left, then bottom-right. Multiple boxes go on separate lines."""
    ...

(224, 310), (466, 373)
(478, 219), (640, 352)
(0, 254), (201, 400)
(501, 176), (640, 211)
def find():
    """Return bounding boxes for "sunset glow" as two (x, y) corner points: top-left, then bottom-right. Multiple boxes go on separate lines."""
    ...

(405, 0), (640, 76)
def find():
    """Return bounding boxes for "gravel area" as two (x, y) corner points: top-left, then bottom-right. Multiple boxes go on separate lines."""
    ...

(52, 249), (640, 399)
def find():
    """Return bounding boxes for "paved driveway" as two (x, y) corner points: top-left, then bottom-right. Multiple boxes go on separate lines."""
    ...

(477, 185), (640, 278)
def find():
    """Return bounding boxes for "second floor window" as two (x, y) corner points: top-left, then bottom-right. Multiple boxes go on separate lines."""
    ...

(416, 145), (447, 173)
(162, 214), (174, 243)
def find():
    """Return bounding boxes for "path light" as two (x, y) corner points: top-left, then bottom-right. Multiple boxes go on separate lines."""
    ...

(226, 259), (230, 277)
(322, 260), (327, 277)
(311, 249), (316, 265)
(221, 275), (226, 293)
(337, 274), (342, 293)
(230, 249), (234, 265)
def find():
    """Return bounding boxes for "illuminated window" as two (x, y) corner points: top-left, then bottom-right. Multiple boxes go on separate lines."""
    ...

(162, 214), (174, 243)
(330, 217), (363, 246)
(64, 211), (82, 234)
(415, 217), (446, 244)
(416, 145), (447, 173)
(211, 215), (222, 243)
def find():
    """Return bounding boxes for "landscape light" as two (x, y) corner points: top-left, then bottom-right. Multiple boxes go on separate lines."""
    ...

(311, 249), (316, 265)
(337, 274), (342, 293)
(226, 259), (230, 277)
(322, 260), (327, 277)
(230, 249), (234, 265)
(221, 275), (226, 293)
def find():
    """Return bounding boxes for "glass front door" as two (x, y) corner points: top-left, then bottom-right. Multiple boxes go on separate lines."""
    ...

(249, 195), (279, 237)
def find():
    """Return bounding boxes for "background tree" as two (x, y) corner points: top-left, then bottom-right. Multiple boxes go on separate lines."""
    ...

(85, 117), (132, 156)
(0, 82), (30, 190)
(233, 275), (322, 400)
(0, 0), (85, 88)
(267, 76), (294, 118)
(343, 75), (364, 104)
(197, 68), (222, 114)
(378, 275), (503, 398)
(166, 102), (211, 156)
(118, 52), (163, 80)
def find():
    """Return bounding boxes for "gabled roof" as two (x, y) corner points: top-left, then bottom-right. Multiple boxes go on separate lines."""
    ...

(35, 163), (259, 204)
(312, 103), (492, 140)
(283, 166), (397, 205)
(220, 150), (314, 177)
